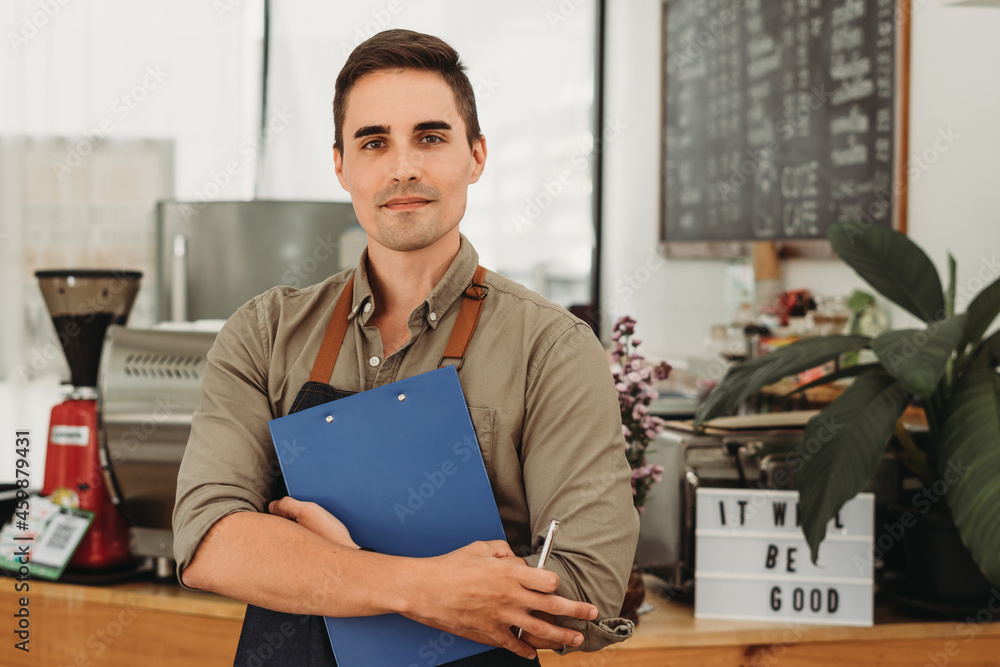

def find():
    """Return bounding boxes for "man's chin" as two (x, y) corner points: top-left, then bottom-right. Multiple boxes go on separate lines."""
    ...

(369, 219), (461, 254)
(373, 229), (446, 254)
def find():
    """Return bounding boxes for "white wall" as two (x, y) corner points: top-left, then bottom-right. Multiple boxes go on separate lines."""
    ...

(602, 0), (1000, 368)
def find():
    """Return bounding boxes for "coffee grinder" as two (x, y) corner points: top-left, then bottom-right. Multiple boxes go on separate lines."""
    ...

(36, 269), (142, 570)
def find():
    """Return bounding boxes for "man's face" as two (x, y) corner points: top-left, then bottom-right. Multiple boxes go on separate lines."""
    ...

(334, 69), (486, 254)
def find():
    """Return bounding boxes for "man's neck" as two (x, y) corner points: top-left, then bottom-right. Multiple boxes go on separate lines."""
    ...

(364, 230), (461, 322)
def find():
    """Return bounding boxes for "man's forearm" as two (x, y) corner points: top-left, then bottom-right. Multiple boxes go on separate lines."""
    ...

(181, 511), (413, 617)
(182, 508), (599, 657)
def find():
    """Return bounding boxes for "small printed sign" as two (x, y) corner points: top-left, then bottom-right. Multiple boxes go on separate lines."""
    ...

(0, 494), (95, 580)
(49, 425), (90, 446)
(694, 488), (874, 626)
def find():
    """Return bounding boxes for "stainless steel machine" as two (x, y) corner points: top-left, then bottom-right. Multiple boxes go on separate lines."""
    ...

(635, 418), (903, 597)
(88, 199), (364, 577)
(156, 199), (365, 322)
(97, 325), (217, 578)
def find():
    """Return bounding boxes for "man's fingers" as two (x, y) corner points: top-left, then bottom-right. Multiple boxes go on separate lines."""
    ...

(517, 566), (560, 594)
(267, 497), (358, 548)
(497, 633), (537, 661)
(517, 613), (584, 648)
(481, 539), (515, 558)
(268, 497), (294, 517)
(269, 496), (312, 520)
(530, 592), (598, 622)
(517, 612), (567, 650)
(519, 630), (564, 651)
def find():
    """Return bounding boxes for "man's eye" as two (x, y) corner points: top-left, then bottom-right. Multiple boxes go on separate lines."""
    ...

(421, 135), (443, 144)
(362, 139), (384, 150)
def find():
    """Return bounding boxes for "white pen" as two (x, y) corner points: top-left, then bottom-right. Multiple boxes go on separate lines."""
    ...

(517, 519), (560, 640)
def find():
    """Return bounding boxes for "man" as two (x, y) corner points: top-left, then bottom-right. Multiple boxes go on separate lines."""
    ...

(173, 29), (638, 665)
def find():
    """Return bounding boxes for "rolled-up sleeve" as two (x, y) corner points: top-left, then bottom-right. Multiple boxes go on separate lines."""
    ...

(172, 298), (276, 589)
(520, 323), (639, 652)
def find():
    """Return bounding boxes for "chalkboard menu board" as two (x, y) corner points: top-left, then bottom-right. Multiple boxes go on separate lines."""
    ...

(660, 0), (910, 257)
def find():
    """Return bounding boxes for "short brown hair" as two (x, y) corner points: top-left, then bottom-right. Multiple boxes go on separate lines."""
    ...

(333, 29), (481, 153)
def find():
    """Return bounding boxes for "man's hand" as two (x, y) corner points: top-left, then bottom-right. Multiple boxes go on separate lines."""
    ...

(268, 496), (359, 549)
(517, 611), (565, 651)
(403, 540), (597, 660)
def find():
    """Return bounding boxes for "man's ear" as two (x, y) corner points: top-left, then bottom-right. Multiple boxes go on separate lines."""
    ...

(468, 135), (487, 185)
(333, 144), (349, 192)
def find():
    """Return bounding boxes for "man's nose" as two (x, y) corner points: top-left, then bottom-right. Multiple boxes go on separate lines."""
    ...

(390, 145), (421, 182)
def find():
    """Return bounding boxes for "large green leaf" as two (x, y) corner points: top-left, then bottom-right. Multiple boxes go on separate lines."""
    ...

(871, 315), (968, 397)
(694, 335), (871, 425)
(959, 274), (1000, 356)
(828, 223), (945, 323)
(938, 369), (1000, 586)
(797, 370), (912, 563)
(970, 330), (1000, 369)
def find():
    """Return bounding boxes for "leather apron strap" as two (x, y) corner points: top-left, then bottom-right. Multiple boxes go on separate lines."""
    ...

(308, 265), (488, 383)
(308, 274), (356, 383)
(440, 265), (488, 368)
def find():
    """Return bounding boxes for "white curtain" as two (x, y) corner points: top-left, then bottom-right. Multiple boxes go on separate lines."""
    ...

(263, 0), (597, 302)
(0, 0), (596, 480)
(0, 0), (264, 476)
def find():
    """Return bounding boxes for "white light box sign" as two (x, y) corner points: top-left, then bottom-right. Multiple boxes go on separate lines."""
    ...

(695, 488), (874, 627)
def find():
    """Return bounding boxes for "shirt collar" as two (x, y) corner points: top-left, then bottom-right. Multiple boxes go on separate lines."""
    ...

(348, 234), (480, 330)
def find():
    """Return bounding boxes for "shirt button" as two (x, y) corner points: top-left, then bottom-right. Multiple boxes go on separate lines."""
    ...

(363, 302), (372, 314)
(369, 356), (380, 367)
(429, 311), (437, 322)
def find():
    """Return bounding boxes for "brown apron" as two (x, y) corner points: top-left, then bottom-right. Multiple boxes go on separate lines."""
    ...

(234, 266), (540, 666)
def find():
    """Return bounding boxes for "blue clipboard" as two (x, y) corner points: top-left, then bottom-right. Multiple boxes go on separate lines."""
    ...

(268, 365), (506, 667)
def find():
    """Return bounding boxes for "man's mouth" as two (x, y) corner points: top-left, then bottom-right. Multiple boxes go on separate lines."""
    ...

(382, 197), (432, 211)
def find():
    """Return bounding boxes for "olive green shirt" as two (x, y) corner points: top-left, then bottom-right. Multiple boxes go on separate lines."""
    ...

(172, 235), (639, 652)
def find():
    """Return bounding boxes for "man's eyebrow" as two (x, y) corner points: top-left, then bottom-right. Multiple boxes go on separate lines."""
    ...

(414, 121), (452, 132)
(353, 125), (389, 140)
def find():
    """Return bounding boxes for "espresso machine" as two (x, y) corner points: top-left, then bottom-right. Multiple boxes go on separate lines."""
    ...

(36, 269), (142, 571)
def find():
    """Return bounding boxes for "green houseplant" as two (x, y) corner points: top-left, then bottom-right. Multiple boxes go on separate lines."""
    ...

(694, 222), (1000, 587)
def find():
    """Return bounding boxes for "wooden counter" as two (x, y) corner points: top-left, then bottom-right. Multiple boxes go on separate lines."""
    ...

(1, 575), (998, 666)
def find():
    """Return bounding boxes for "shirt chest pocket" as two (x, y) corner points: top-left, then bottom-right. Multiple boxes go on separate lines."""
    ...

(467, 407), (496, 478)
